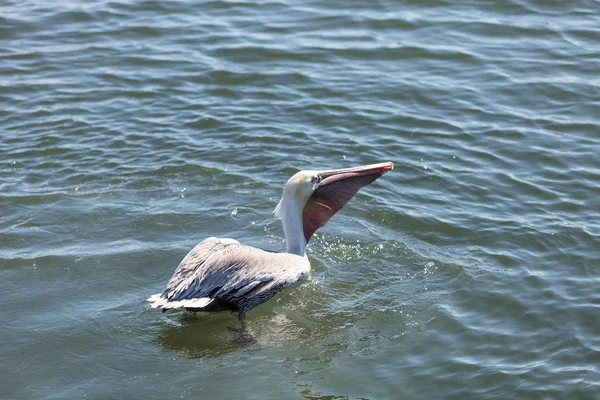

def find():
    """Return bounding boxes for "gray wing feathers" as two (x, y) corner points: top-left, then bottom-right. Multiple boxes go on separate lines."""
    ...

(152, 237), (309, 311)
(161, 237), (233, 300)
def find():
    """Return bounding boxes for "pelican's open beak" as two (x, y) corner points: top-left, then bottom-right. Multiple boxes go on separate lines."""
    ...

(317, 162), (394, 189)
(302, 162), (393, 242)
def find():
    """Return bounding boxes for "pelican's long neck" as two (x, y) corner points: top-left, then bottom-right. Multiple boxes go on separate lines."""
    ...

(276, 197), (307, 256)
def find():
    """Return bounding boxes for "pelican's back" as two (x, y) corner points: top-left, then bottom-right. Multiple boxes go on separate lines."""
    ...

(147, 237), (310, 314)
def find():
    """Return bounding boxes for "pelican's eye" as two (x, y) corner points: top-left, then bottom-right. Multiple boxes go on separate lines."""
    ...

(311, 174), (322, 189)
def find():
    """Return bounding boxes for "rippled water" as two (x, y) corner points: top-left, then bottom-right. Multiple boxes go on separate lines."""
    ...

(1, 0), (599, 398)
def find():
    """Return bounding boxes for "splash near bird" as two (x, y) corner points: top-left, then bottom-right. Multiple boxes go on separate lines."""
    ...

(148, 162), (393, 325)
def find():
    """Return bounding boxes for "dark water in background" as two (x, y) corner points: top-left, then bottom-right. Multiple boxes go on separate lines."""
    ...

(1, 0), (599, 398)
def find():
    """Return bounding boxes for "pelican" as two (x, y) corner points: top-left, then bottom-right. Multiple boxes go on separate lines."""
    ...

(148, 162), (393, 324)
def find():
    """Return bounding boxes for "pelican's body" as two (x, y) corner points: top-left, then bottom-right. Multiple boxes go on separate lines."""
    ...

(147, 238), (310, 315)
(148, 162), (393, 323)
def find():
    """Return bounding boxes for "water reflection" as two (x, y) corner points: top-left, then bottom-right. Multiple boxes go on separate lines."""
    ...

(153, 298), (358, 359)
(297, 388), (369, 400)
(153, 312), (254, 358)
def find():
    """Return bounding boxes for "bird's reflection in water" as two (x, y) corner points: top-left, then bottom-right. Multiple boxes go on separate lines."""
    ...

(298, 389), (369, 400)
(153, 308), (320, 359)
(226, 326), (257, 348)
(154, 312), (253, 358)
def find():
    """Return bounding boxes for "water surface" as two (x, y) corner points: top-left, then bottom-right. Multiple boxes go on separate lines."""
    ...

(1, 0), (599, 399)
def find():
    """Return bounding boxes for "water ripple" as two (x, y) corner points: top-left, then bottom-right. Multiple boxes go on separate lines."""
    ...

(1, 0), (599, 398)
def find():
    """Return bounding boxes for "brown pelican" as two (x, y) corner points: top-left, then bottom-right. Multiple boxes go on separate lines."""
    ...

(148, 162), (393, 324)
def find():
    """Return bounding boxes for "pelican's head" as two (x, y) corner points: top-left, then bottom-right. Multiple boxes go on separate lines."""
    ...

(275, 162), (393, 244)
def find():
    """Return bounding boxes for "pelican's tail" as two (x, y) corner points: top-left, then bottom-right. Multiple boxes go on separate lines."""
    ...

(146, 293), (214, 310)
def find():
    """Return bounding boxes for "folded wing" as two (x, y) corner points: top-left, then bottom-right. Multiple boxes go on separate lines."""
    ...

(147, 237), (309, 313)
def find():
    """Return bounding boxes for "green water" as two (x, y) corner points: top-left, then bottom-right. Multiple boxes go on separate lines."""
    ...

(1, 0), (599, 399)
